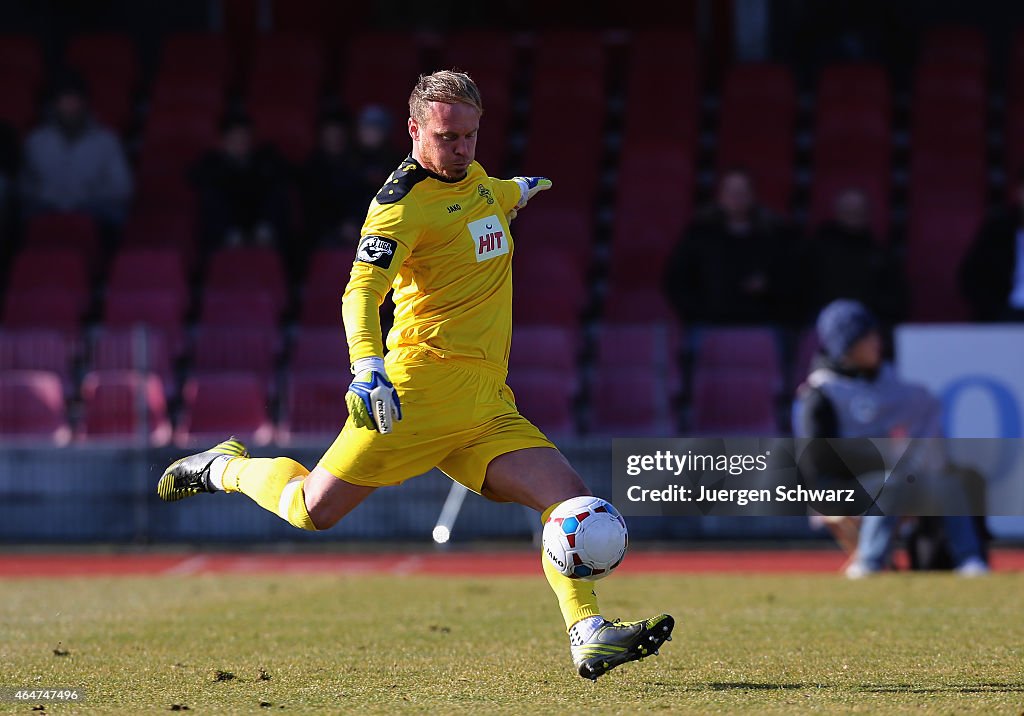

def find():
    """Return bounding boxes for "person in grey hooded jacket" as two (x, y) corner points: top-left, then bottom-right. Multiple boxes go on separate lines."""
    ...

(20, 74), (132, 225)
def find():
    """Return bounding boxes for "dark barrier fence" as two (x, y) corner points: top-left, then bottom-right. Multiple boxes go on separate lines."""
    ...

(0, 441), (816, 543)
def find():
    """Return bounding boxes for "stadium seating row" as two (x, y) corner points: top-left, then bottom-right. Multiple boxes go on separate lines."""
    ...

(0, 324), (819, 444)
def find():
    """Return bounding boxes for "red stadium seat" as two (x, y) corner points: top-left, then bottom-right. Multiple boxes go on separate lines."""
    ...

(305, 247), (357, 287)
(0, 370), (71, 444)
(691, 370), (778, 434)
(817, 63), (890, 110)
(8, 248), (89, 296)
(290, 328), (350, 372)
(278, 370), (348, 442)
(589, 322), (681, 436)
(2, 291), (84, 336)
(0, 35), (43, 132)
(508, 325), (578, 374)
(594, 323), (681, 384)
(159, 32), (230, 87)
(620, 30), (699, 161)
(67, 33), (139, 131)
(589, 370), (675, 436)
(199, 290), (279, 328)
(0, 330), (75, 393)
(339, 31), (424, 144)
(299, 287), (345, 327)
(920, 26), (987, 71)
(4, 249), (89, 336)
(506, 368), (577, 438)
(602, 284), (676, 324)
(103, 290), (187, 357)
(205, 247), (287, 316)
(511, 204), (595, 253)
(694, 328), (782, 386)
(250, 103), (316, 162)
(90, 328), (175, 391)
(717, 63), (796, 212)
(0, 80), (37, 134)
(523, 32), (607, 210)
(176, 373), (273, 447)
(107, 248), (187, 300)
(192, 326), (279, 377)
(0, 34), (44, 92)
(612, 145), (696, 258)
(121, 209), (198, 268)
(302, 248), (356, 322)
(24, 213), (100, 260)
(439, 30), (516, 173)
(512, 247), (587, 326)
(78, 370), (171, 445)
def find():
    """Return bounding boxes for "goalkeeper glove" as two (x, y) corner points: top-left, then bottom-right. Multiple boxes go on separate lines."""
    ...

(508, 176), (552, 221)
(346, 357), (402, 434)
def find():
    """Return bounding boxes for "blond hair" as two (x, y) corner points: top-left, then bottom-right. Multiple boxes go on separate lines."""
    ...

(409, 70), (483, 123)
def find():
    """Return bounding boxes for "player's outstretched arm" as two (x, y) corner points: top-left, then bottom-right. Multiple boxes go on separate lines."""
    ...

(506, 176), (552, 221)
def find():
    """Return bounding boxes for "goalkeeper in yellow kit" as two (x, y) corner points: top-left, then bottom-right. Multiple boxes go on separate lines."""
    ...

(157, 70), (674, 679)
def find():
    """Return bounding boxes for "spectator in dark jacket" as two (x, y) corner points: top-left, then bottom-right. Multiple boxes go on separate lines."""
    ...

(300, 111), (363, 249)
(960, 170), (1024, 321)
(352, 105), (402, 202)
(801, 188), (904, 323)
(191, 112), (291, 251)
(20, 74), (132, 225)
(664, 168), (799, 324)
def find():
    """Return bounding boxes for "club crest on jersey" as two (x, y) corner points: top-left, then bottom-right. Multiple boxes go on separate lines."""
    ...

(477, 184), (495, 204)
(467, 215), (509, 263)
(356, 235), (397, 268)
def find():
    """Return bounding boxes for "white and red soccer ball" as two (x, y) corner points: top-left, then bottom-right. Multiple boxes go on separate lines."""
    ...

(543, 496), (628, 581)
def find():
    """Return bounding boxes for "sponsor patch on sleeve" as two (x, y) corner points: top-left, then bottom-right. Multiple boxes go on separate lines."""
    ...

(355, 235), (398, 269)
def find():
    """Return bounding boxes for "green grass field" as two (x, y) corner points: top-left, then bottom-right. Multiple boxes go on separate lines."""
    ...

(1, 572), (1022, 714)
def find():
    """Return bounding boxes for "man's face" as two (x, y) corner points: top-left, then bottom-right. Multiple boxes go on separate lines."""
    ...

(320, 122), (348, 155)
(835, 190), (868, 231)
(409, 101), (479, 181)
(718, 173), (754, 219)
(222, 125), (252, 161)
(55, 91), (85, 132)
(844, 330), (882, 370)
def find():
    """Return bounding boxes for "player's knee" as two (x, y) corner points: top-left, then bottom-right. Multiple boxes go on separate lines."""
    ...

(301, 467), (374, 530)
(272, 456), (309, 478)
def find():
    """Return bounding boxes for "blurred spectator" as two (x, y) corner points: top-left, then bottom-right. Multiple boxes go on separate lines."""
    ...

(191, 112), (291, 250)
(664, 168), (798, 324)
(794, 299), (989, 578)
(19, 73), (132, 225)
(300, 111), (363, 248)
(801, 188), (904, 323)
(353, 105), (401, 200)
(960, 169), (1024, 321)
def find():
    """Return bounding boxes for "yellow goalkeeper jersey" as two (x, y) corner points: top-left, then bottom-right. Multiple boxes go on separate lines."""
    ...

(342, 155), (522, 376)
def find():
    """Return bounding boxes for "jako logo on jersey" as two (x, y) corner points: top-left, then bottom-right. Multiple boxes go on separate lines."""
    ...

(355, 235), (397, 269)
(467, 215), (509, 263)
(447, 203), (462, 213)
(477, 184), (495, 204)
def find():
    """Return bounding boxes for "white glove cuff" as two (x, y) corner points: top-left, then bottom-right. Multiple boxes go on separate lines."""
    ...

(513, 177), (530, 209)
(351, 356), (386, 376)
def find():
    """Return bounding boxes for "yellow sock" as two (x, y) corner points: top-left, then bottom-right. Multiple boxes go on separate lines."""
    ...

(541, 501), (601, 631)
(222, 457), (318, 531)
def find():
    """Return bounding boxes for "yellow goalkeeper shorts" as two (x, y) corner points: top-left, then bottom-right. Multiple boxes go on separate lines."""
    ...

(317, 347), (556, 493)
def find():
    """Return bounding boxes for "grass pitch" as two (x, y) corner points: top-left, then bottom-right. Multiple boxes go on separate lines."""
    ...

(1, 570), (1022, 714)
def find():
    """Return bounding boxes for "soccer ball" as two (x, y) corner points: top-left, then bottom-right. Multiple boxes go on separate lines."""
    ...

(543, 496), (628, 581)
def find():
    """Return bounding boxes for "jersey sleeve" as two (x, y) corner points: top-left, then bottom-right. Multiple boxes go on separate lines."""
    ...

(342, 199), (421, 362)
(490, 177), (522, 214)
